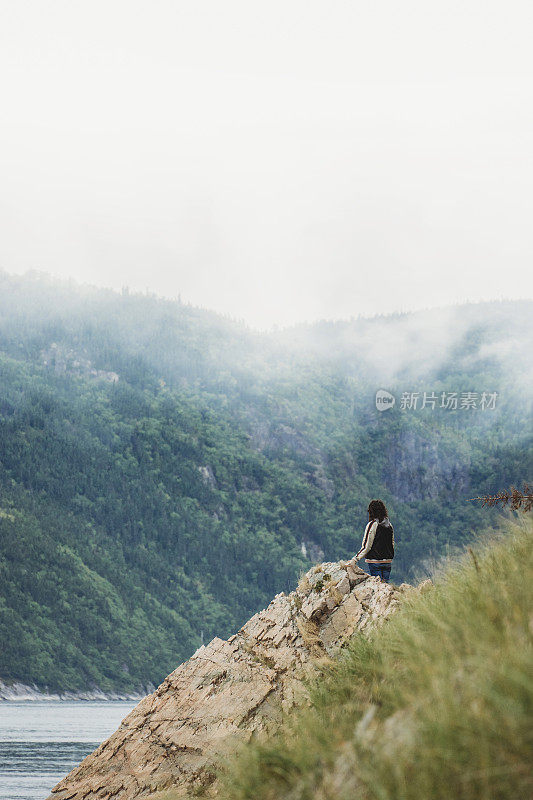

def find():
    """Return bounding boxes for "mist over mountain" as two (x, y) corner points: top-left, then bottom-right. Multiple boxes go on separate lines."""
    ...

(0, 269), (531, 692)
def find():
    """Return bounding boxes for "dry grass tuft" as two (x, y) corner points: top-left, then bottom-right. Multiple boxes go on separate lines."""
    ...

(217, 516), (533, 800)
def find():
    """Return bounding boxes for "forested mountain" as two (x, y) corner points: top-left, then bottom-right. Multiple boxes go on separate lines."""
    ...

(0, 270), (531, 692)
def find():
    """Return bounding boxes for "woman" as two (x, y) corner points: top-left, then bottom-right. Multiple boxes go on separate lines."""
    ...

(355, 499), (394, 582)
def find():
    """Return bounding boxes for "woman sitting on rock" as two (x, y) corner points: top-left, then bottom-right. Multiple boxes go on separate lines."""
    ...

(355, 499), (395, 583)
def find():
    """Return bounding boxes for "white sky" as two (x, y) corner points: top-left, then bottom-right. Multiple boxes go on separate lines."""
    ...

(1, 1), (532, 329)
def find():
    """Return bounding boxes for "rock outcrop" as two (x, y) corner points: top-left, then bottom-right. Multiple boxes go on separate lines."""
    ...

(48, 560), (409, 800)
(383, 428), (471, 502)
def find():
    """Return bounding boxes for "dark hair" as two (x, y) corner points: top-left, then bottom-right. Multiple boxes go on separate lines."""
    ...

(367, 499), (388, 521)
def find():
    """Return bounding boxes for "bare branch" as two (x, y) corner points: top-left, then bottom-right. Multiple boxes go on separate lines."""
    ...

(467, 483), (532, 512)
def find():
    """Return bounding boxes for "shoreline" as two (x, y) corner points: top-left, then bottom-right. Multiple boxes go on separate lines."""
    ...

(0, 679), (152, 702)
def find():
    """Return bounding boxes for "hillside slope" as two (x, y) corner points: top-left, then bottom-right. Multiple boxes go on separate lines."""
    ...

(0, 270), (531, 692)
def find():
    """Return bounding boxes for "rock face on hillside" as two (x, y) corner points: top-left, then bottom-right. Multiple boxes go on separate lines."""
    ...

(48, 560), (409, 800)
(383, 429), (471, 502)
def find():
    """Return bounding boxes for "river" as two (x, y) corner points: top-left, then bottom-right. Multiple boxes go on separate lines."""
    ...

(0, 701), (137, 800)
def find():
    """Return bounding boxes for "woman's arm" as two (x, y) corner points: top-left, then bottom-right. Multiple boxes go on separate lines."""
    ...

(355, 520), (378, 560)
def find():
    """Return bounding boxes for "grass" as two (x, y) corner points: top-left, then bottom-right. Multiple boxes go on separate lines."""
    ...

(215, 516), (533, 800)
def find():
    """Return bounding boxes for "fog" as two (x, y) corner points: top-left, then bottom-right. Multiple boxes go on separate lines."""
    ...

(1, 1), (532, 329)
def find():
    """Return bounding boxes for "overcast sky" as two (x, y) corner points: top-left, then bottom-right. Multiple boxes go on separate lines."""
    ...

(1, 1), (532, 329)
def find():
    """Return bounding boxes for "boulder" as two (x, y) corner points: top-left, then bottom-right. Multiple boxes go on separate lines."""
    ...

(48, 559), (406, 800)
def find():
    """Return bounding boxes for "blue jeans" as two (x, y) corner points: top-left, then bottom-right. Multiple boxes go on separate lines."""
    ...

(368, 563), (392, 583)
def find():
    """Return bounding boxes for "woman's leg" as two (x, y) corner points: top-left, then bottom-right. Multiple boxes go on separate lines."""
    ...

(380, 565), (391, 583)
(368, 563), (380, 579)
(368, 564), (392, 582)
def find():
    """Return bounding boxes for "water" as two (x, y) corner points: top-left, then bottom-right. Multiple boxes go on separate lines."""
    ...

(0, 701), (137, 800)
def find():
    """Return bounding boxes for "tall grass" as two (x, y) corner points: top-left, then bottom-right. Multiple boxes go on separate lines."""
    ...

(216, 517), (532, 800)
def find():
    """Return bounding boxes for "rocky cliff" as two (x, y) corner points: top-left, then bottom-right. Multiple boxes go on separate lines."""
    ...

(48, 560), (411, 800)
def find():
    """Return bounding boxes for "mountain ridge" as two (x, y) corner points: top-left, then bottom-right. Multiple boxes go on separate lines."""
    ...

(0, 269), (531, 692)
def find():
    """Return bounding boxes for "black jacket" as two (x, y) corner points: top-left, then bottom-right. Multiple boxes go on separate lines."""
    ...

(355, 517), (394, 562)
